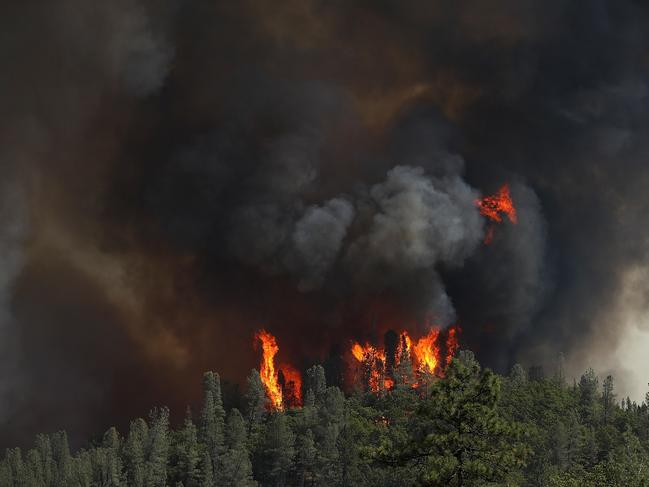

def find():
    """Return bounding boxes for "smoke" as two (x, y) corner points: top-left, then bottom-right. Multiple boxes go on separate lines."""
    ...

(0, 180), (27, 421)
(2, 0), (649, 446)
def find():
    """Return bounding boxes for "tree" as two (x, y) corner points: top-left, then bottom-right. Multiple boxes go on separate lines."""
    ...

(260, 413), (295, 486)
(601, 375), (615, 425)
(384, 351), (529, 486)
(295, 429), (317, 487)
(145, 407), (171, 487)
(125, 418), (148, 487)
(578, 368), (599, 425)
(200, 371), (226, 476)
(220, 409), (256, 487)
(172, 409), (200, 487)
(305, 365), (327, 404)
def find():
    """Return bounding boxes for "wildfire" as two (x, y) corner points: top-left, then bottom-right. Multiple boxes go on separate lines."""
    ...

(445, 326), (460, 367)
(279, 363), (303, 408)
(350, 326), (460, 392)
(475, 183), (517, 244)
(350, 342), (387, 393)
(412, 328), (440, 374)
(254, 329), (302, 411)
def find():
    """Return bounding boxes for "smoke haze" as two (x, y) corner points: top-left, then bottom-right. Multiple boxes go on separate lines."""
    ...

(2, 0), (649, 447)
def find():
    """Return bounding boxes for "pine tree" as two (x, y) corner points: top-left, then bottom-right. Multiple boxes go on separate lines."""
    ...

(305, 365), (327, 403)
(125, 418), (148, 487)
(260, 413), (295, 486)
(95, 426), (124, 486)
(145, 407), (171, 487)
(35, 434), (55, 487)
(200, 372), (226, 476)
(578, 368), (599, 425)
(220, 409), (256, 487)
(51, 431), (72, 485)
(295, 429), (317, 487)
(601, 375), (615, 425)
(244, 369), (267, 428)
(199, 451), (213, 487)
(173, 409), (200, 487)
(386, 351), (529, 486)
(509, 363), (527, 386)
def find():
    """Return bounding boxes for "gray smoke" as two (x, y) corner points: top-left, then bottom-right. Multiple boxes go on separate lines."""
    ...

(4, 0), (649, 448)
(0, 180), (27, 421)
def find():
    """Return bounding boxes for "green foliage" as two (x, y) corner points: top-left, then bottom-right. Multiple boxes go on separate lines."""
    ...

(2, 354), (648, 486)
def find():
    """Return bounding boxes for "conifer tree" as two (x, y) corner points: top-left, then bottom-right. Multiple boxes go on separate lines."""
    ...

(221, 408), (256, 487)
(601, 375), (615, 424)
(145, 407), (171, 487)
(199, 451), (213, 487)
(173, 409), (200, 487)
(51, 431), (72, 486)
(295, 429), (317, 487)
(305, 365), (327, 403)
(125, 418), (148, 487)
(386, 351), (529, 486)
(200, 372), (226, 476)
(35, 434), (55, 487)
(244, 369), (266, 427)
(260, 413), (295, 486)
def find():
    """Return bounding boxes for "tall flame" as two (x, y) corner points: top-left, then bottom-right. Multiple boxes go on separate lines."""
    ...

(255, 330), (283, 410)
(412, 328), (441, 374)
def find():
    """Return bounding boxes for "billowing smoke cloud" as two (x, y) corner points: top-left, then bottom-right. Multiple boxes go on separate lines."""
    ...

(3, 0), (649, 447)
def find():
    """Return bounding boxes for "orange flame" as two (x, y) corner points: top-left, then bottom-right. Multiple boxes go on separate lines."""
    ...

(476, 184), (517, 223)
(350, 326), (459, 392)
(351, 342), (387, 393)
(476, 184), (517, 245)
(255, 330), (283, 410)
(445, 326), (460, 367)
(412, 328), (441, 374)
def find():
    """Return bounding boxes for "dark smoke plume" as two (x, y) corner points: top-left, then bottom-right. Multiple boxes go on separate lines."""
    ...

(2, 0), (649, 447)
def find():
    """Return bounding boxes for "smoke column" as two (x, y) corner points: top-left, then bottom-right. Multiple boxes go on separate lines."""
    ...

(1, 0), (649, 446)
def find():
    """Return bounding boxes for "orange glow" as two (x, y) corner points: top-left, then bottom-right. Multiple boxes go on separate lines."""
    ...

(445, 326), (460, 367)
(255, 330), (303, 411)
(350, 326), (459, 392)
(413, 328), (441, 374)
(351, 342), (365, 362)
(280, 363), (303, 408)
(476, 184), (517, 223)
(351, 342), (387, 393)
(255, 330), (283, 410)
(396, 331), (412, 363)
(483, 225), (495, 245)
(476, 184), (518, 245)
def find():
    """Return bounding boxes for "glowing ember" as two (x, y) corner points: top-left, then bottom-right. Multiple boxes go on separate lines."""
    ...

(476, 184), (517, 223)
(351, 342), (387, 393)
(255, 330), (283, 410)
(476, 184), (517, 244)
(279, 363), (303, 408)
(412, 328), (441, 374)
(445, 326), (460, 367)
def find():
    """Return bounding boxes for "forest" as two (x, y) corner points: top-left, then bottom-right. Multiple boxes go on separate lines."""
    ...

(1, 350), (648, 487)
